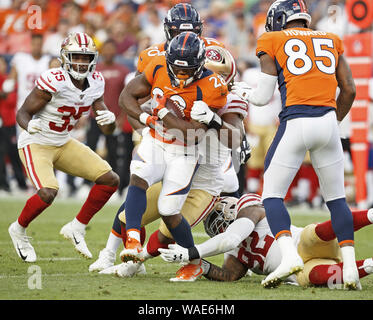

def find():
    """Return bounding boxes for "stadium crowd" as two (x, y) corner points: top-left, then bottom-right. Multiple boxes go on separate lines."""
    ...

(0, 0), (372, 208)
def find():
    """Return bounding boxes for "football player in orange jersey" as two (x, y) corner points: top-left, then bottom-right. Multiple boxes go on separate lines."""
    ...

(88, 3), (228, 276)
(232, 0), (358, 289)
(117, 31), (227, 279)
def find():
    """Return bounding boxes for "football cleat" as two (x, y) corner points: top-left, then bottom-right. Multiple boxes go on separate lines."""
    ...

(89, 248), (116, 272)
(119, 237), (144, 263)
(8, 222), (36, 262)
(261, 255), (304, 289)
(170, 261), (203, 282)
(60, 222), (92, 259)
(115, 261), (147, 278)
(343, 265), (362, 290)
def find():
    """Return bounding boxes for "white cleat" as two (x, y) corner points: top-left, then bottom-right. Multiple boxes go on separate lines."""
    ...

(60, 222), (92, 259)
(261, 256), (304, 289)
(343, 265), (362, 290)
(115, 261), (146, 278)
(99, 264), (122, 275)
(89, 248), (116, 272)
(8, 222), (36, 262)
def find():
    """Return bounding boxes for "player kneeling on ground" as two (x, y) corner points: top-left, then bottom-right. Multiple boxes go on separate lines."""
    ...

(160, 194), (373, 289)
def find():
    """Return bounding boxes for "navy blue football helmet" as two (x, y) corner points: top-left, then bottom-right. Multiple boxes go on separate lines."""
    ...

(265, 0), (312, 32)
(164, 3), (203, 42)
(166, 31), (205, 88)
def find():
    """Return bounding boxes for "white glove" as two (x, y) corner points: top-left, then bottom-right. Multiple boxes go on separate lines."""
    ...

(95, 110), (115, 126)
(191, 101), (214, 125)
(27, 119), (42, 134)
(231, 81), (253, 101)
(158, 244), (190, 263)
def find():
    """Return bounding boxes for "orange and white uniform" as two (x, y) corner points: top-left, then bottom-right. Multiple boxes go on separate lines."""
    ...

(256, 28), (344, 122)
(256, 28), (348, 204)
(130, 54), (227, 217)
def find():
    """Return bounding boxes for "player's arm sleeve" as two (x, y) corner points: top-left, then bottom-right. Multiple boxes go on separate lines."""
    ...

(195, 217), (255, 258)
(35, 70), (58, 94)
(136, 49), (148, 73)
(247, 71), (278, 106)
(218, 93), (249, 118)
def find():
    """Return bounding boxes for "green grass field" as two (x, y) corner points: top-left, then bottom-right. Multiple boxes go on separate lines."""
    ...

(1, 196), (373, 301)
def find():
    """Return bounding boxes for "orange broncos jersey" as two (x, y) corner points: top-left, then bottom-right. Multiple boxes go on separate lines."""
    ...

(143, 55), (228, 143)
(256, 28), (344, 112)
(137, 37), (225, 73)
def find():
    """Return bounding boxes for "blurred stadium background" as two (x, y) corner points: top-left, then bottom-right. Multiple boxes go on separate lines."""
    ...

(0, 0), (372, 209)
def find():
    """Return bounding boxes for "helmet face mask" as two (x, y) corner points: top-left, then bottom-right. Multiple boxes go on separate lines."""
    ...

(60, 32), (98, 81)
(265, 0), (312, 32)
(166, 32), (205, 88)
(164, 3), (203, 43)
(203, 197), (238, 238)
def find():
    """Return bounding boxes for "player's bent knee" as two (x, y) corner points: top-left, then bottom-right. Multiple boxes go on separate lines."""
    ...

(96, 170), (120, 187)
(37, 187), (58, 204)
(129, 174), (149, 190)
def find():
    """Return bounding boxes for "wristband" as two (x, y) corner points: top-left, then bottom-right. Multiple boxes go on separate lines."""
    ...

(188, 246), (200, 260)
(139, 112), (150, 125)
(208, 113), (223, 130)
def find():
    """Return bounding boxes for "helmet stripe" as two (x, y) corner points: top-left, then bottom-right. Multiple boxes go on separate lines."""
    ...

(181, 32), (190, 56)
(182, 3), (188, 16)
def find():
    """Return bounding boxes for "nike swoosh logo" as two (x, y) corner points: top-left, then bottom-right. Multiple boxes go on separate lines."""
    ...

(17, 244), (28, 260)
(73, 234), (80, 245)
(200, 112), (207, 115)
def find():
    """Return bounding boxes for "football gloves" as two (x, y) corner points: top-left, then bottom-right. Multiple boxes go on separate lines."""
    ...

(237, 134), (252, 164)
(231, 81), (253, 101)
(191, 100), (222, 130)
(158, 244), (190, 263)
(152, 95), (170, 119)
(27, 119), (42, 134)
(96, 110), (115, 126)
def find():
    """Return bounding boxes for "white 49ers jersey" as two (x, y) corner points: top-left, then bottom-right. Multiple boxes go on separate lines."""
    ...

(227, 193), (303, 275)
(191, 93), (248, 196)
(18, 67), (104, 149)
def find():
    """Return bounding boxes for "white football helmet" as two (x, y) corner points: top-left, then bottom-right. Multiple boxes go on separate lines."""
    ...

(60, 32), (98, 80)
(203, 197), (238, 237)
(204, 46), (237, 85)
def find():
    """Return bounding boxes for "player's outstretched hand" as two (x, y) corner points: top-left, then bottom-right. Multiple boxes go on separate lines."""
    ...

(231, 81), (253, 101)
(27, 119), (42, 134)
(158, 244), (190, 263)
(191, 101), (214, 125)
(96, 110), (115, 126)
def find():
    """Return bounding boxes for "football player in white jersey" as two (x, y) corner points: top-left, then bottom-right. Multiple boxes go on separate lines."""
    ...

(159, 195), (373, 289)
(3, 34), (50, 112)
(8, 32), (119, 263)
(89, 46), (251, 281)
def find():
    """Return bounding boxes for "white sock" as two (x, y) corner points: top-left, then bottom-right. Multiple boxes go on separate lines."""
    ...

(341, 246), (357, 269)
(72, 218), (86, 232)
(127, 230), (140, 242)
(141, 244), (153, 260)
(14, 221), (26, 233)
(105, 232), (122, 253)
(277, 236), (300, 260)
(367, 209), (373, 224)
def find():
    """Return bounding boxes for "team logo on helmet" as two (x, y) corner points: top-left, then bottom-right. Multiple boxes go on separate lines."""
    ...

(60, 32), (98, 81)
